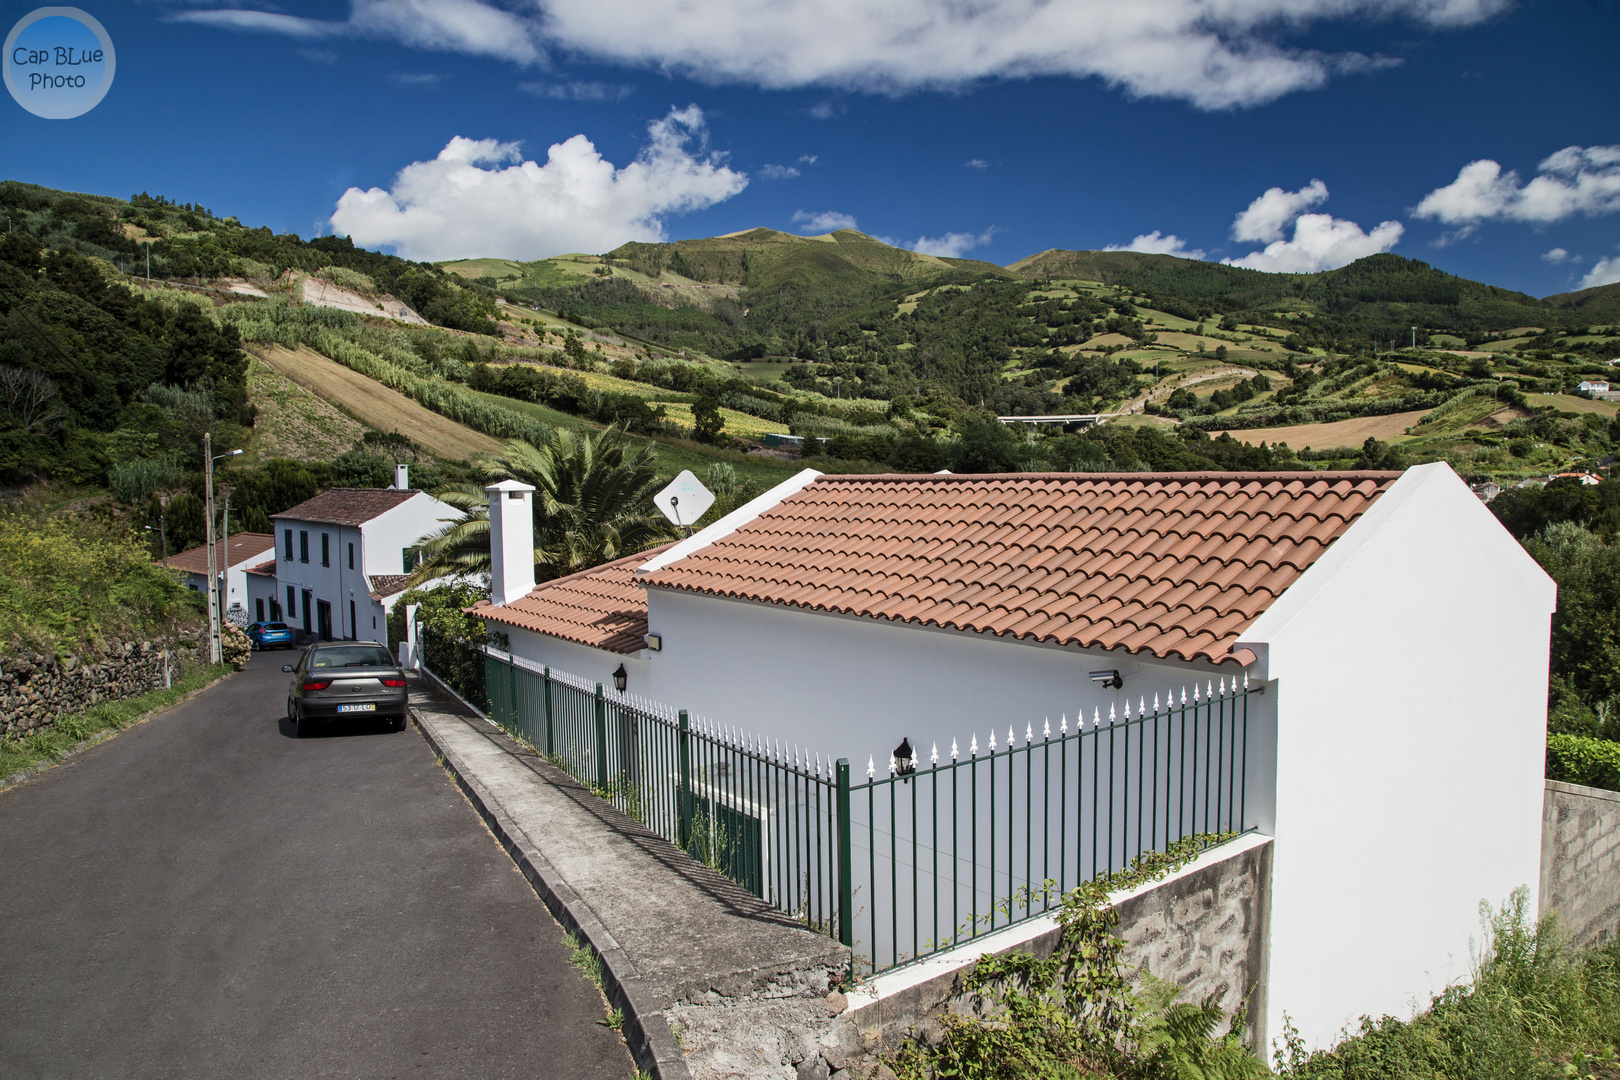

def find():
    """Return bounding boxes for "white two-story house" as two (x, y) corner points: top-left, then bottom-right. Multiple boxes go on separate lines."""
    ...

(270, 471), (454, 642)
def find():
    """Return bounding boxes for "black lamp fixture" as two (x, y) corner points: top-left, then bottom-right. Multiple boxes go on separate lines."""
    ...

(612, 663), (628, 693)
(1089, 669), (1124, 689)
(891, 737), (915, 777)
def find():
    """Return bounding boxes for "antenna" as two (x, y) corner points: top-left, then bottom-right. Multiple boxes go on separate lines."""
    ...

(654, 470), (715, 539)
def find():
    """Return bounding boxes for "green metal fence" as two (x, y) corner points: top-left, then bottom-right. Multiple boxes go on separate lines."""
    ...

(418, 627), (1260, 975)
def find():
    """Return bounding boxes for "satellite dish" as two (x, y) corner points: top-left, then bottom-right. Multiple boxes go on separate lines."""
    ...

(654, 470), (715, 535)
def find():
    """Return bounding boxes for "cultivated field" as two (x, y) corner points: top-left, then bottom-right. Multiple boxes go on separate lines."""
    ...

(1209, 409), (1434, 450)
(251, 345), (501, 460)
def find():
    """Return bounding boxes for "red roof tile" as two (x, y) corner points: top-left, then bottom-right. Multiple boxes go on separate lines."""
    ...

(469, 543), (676, 656)
(167, 533), (277, 576)
(639, 472), (1400, 666)
(273, 489), (418, 527)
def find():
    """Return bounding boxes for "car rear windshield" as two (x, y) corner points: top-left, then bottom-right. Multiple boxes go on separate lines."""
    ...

(310, 645), (396, 669)
(263, 623), (288, 631)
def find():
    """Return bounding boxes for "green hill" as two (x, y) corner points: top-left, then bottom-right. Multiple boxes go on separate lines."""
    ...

(1545, 281), (1620, 324)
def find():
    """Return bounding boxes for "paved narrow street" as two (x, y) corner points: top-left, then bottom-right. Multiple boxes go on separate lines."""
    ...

(0, 651), (632, 1079)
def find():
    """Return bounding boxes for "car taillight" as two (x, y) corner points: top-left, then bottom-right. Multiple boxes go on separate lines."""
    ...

(381, 678), (406, 688)
(301, 680), (331, 691)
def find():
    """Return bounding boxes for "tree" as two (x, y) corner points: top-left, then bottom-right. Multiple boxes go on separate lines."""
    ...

(0, 365), (65, 432)
(691, 392), (724, 443)
(409, 425), (677, 585)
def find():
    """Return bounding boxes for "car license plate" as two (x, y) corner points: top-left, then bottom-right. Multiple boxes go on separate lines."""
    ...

(337, 703), (376, 713)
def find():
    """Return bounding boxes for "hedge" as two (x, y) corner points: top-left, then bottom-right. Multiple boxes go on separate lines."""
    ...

(1547, 733), (1620, 793)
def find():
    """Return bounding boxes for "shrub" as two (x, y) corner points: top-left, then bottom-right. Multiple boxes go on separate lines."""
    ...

(1547, 733), (1620, 792)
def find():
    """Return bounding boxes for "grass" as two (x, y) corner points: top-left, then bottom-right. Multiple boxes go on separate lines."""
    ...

(655, 400), (790, 439)
(0, 662), (231, 781)
(1527, 394), (1620, 417)
(564, 929), (605, 992)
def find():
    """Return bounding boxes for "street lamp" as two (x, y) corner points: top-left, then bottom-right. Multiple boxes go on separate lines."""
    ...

(203, 434), (243, 665)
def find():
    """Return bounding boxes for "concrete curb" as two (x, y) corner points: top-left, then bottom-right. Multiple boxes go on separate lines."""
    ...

(412, 702), (693, 1080)
(1, 670), (234, 794)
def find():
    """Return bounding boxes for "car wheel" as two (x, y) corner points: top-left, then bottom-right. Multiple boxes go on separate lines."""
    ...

(392, 715), (408, 733)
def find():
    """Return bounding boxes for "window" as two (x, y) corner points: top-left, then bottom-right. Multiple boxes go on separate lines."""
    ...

(349, 600), (356, 640)
(321, 533), (330, 567)
(284, 529), (293, 561)
(286, 586), (296, 617)
(347, 542), (354, 570)
(299, 531), (309, 563)
(402, 547), (414, 574)
(255, 598), (265, 623)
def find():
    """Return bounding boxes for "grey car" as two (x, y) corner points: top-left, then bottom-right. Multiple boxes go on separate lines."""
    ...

(283, 642), (409, 737)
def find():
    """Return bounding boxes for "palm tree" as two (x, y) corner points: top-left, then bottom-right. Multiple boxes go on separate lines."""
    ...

(409, 425), (676, 586)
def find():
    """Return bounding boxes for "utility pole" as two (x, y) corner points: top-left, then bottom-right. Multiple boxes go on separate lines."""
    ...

(203, 437), (243, 664)
(220, 491), (231, 627)
(1411, 326), (1418, 350)
(204, 432), (219, 664)
(145, 243), (150, 281)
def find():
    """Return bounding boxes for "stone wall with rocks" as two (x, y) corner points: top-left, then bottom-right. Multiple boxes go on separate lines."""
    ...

(1541, 779), (1620, 948)
(1, 638), (200, 739)
(669, 838), (1272, 1080)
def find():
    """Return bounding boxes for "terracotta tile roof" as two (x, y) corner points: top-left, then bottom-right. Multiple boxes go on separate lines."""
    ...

(639, 472), (1401, 667)
(367, 575), (412, 601)
(273, 488), (418, 527)
(470, 544), (676, 656)
(245, 559), (277, 578)
(167, 533), (277, 576)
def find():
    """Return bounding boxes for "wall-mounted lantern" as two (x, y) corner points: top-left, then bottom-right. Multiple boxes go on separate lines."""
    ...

(612, 663), (628, 693)
(1089, 669), (1123, 689)
(891, 737), (915, 776)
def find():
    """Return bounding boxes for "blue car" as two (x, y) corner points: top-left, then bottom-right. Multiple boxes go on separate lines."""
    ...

(246, 621), (295, 650)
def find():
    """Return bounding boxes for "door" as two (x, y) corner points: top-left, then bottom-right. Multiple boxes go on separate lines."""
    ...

(316, 600), (333, 641)
(301, 590), (312, 633)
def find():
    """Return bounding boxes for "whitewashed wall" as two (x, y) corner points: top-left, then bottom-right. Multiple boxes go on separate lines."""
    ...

(640, 587), (1234, 767)
(1238, 463), (1555, 1050)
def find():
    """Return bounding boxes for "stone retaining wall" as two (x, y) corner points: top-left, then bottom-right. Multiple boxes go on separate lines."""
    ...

(1541, 779), (1620, 948)
(1, 638), (199, 739)
(676, 838), (1273, 1080)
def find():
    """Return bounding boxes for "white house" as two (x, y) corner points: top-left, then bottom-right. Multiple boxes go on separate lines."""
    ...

(167, 532), (277, 624)
(469, 464), (1555, 1051)
(1577, 380), (1611, 395)
(271, 468), (455, 642)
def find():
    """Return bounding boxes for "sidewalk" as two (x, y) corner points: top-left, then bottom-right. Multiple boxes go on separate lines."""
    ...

(408, 676), (848, 1080)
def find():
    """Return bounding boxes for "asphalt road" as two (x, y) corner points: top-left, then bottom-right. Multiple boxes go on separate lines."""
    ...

(0, 651), (632, 1080)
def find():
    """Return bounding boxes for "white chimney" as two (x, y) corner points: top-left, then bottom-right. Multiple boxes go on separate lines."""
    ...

(394, 464), (409, 490)
(487, 479), (536, 606)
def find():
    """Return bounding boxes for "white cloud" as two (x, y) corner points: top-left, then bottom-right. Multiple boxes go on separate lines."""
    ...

(760, 164), (801, 180)
(1542, 247), (1575, 264)
(1231, 179), (1329, 242)
(173, 0), (543, 64)
(965, 159), (989, 170)
(518, 80), (634, 102)
(1413, 145), (1620, 227)
(389, 72), (441, 88)
(173, 0), (1509, 110)
(792, 210), (858, 232)
(909, 228), (997, 258)
(806, 101), (842, 120)
(1223, 213), (1403, 272)
(1104, 230), (1205, 259)
(1581, 253), (1620, 290)
(298, 47), (337, 65)
(327, 106), (748, 261)
(798, 155), (818, 165)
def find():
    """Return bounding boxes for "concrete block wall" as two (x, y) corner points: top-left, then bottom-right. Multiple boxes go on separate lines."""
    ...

(1541, 779), (1620, 947)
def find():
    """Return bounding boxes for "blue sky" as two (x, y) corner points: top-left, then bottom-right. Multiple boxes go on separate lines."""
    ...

(2, 0), (1617, 296)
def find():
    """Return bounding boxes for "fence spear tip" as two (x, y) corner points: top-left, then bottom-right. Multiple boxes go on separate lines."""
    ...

(1043, 718), (1050, 738)
(867, 755), (875, 778)
(951, 737), (960, 760)
(931, 741), (938, 764)
(989, 730), (997, 751)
